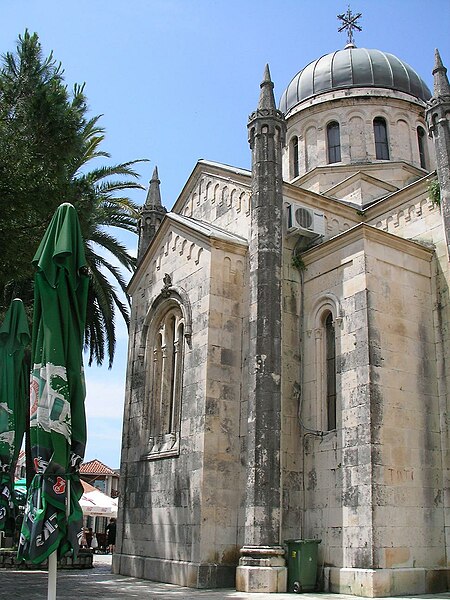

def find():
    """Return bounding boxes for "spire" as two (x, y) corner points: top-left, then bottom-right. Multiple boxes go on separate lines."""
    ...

(432, 48), (450, 97)
(248, 64), (286, 150)
(144, 166), (163, 209)
(258, 64), (276, 111)
(426, 50), (450, 259)
(138, 165), (167, 261)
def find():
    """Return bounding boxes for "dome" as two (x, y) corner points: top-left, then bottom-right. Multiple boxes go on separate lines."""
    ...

(280, 47), (432, 114)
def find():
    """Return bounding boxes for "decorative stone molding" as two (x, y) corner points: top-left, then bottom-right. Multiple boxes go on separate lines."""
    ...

(161, 273), (172, 298)
(140, 283), (193, 356)
(178, 173), (251, 218)
(144, 432), (179, 460)
(372, 196), (435, 234)
(309, 292), (344, 331)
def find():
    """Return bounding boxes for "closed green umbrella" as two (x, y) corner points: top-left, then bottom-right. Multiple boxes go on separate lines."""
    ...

(0, 299), (30, 535)
(18, 203), (89, 571)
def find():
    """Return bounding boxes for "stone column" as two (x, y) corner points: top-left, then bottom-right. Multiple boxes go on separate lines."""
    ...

(236, 65), (287, 594)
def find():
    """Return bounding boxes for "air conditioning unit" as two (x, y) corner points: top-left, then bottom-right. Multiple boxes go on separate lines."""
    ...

(285, 202), (325, 237)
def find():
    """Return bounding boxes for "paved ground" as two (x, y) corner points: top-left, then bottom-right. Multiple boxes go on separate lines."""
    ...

(1, 555), (449, 599)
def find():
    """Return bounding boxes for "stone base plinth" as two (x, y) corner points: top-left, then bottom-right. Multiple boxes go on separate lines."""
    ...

(113, 553), (235, 588)
(324, 566), (449, 597)
(0, 549), (93, 570)
(235, 545), (287, 593)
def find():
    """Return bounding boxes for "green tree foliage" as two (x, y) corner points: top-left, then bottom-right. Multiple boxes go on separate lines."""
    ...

(0, 31), (85, 291)
(0, 31), (146, 367)
(428, 178), (441, 208)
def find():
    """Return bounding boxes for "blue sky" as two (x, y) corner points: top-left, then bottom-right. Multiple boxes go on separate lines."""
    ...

(3, 1), (449, 468)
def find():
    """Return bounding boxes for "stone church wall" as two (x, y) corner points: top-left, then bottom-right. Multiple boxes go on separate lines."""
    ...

(116, 232), (212, 582)
(368, 190), (450, 576)
(116, 227), (247, 587)
(364, 237), (444, 571)
(296, 225), (443, 590)
(199, 248), (247, 574)
(301, 229), (369, 571)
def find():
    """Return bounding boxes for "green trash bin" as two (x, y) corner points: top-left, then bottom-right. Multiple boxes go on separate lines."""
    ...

(284, 539), (321, 593)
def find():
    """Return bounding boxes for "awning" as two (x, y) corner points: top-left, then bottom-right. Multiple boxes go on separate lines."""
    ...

(79, 480), (118, 518)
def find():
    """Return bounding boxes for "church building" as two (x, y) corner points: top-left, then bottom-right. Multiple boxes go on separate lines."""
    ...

(113, 20), (450, 597)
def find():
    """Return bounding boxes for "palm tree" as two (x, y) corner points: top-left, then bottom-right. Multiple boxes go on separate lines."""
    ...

(67, 113), (146, 368)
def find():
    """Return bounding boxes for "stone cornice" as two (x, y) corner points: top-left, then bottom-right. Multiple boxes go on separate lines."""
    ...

(248, 107), (285, 123)
(284, 87), (427, 120)
(301, 222), (433, 266)
(364, 172), (435, 220)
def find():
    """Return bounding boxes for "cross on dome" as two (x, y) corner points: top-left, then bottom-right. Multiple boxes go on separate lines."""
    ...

(337, 5), (362, 47)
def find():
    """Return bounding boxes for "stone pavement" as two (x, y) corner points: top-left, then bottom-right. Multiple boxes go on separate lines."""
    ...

(0, 555), (448, 599)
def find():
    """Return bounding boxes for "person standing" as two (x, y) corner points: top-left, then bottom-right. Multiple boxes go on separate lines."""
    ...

(86, 527), (93, 548)
(105, 518), (116, 554)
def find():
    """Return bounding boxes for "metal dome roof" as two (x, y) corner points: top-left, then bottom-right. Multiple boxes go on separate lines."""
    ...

(280, 47), (432, 114)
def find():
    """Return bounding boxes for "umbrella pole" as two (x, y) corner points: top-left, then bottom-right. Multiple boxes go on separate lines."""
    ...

(35, 487), (56, 599)
(48, 551), (57, 600)
(46, 478), (56, 600)
(47, 474), (70, 600)
(47, 474), (66, 600)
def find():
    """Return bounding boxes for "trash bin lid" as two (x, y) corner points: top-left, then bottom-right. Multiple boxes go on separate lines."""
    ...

(284, 539), (321, 544)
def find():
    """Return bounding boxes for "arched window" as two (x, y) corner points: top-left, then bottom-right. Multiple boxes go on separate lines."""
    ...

(373, 117), (389, 160)
(327, 121), (341, 164)
(417, 126), (427, 169)
(291, 136), (299, 178)
(324, 312), (336, 430)
(310, 295), (341, 432)
(145, 299), (186, 458)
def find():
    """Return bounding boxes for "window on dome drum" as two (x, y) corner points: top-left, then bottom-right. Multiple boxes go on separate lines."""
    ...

(373, 117), (390, 160)
(327, 121), (341, 164)
(417, 126), (427, 169)
(325, 312), (336, 431)
(291, 136), (299, 178)
(146, 303), (185, 458)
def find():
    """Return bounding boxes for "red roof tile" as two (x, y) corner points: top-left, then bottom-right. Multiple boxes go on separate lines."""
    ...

(80, 459), (116, 475)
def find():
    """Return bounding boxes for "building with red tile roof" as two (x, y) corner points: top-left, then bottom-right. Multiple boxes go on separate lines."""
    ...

(80, 459), (119, 498)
